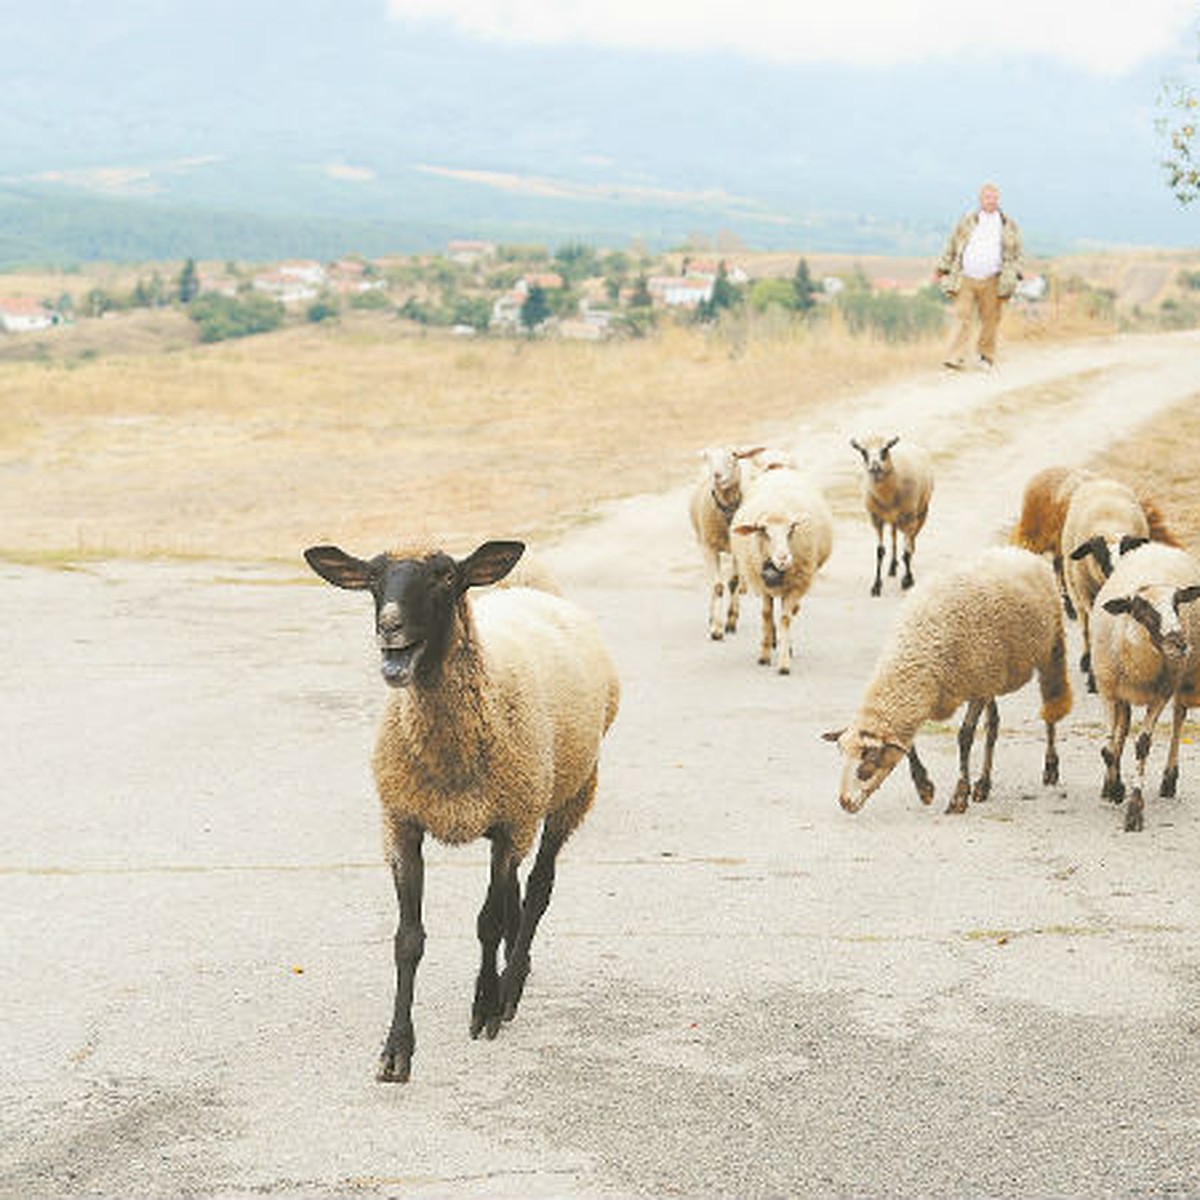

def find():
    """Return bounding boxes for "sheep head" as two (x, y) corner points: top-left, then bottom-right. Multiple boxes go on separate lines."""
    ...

(1069, 534), (1150, 579)
(732, 515), (796, 589)
(1101, 584), (1200, 664)
(304, 541), (525, 688)
(823, 727), (908, 813)
(851, 435), (900, 482)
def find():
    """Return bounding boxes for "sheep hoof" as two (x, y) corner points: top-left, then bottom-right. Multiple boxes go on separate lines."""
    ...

(377, 1047), (413, 1084)
(777, 664), (791, 676)
(972, 778), (991, 804)
(917, 781), (935, 806)
(498, 961), (530, 1025)
(1124, 793), (1145, 833)
(870, 582), (882, 597)
(1043, 756), (1060, 786)
(709, 628), (724, 641)
(1160, 767), (1179, 798)
(901, 574), (915, 590)
(946, 780), (970, 814)
(1102, 778), (1125, 804)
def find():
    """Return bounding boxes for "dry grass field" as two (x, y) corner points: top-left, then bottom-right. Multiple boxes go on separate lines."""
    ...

(1, 272), (1198, 565)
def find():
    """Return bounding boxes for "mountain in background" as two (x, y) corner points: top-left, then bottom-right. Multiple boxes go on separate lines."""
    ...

(0, 0), (1195, 265)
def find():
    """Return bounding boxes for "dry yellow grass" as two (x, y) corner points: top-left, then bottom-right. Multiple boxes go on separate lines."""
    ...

(1, 299), (1195, 565)
(0, 315), (940, 562)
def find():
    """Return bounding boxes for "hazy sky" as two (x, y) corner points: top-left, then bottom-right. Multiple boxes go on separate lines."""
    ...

(386, 0), (1197, 74)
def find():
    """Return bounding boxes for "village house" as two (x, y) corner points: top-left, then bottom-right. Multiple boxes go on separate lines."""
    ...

(447, 240), (496, 266)
(0, 296), (59, 333)
(646, 276), (714, 309)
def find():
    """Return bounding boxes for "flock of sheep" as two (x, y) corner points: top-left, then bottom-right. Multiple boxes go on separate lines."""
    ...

(301, 440), (1197, 1084)
(690, 445), (1200, 836)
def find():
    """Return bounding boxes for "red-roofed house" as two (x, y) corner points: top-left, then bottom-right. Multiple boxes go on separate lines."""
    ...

(0, 297), (57, 333)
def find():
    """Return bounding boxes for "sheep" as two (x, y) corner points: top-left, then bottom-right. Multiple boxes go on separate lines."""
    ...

(1089, 541), (1200, 832)
(849, 434), (934, 596)
(304, 539), (620, 1083)
(1011, 464), (1094, 617)
(824, 547), (1072, 815)
(1061, 476), (1181, 691)
(730, 464), (833, 674)
(688, 445), (764, 639)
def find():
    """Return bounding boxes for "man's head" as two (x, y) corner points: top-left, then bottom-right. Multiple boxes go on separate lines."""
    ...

(979, 183), (1001, 213)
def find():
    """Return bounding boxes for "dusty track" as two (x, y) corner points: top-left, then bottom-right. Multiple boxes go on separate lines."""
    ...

(4, 330), (1200, 1197)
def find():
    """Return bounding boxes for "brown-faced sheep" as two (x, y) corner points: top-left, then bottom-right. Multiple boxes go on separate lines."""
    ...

(731, 465), (833, 675)
(688, 445), (764, 640)
(850, 434), (934, 596)
(1090, 542), (1200, 832)
(305, 540), (620, 1083)
(1062, 476), (1181, 690)
(824, 547), (1071, 815)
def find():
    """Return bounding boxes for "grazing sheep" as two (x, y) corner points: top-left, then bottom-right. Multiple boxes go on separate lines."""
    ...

(305, 539), (620, 1082)
(1011, 464), (1095, 617)
(1062, 477), (1164, 691)
(730, 465), (833, 674)
(688, 445), (764, 639)
(824, 547), (1071, 814)
(1090, 542), (1200, 832)
(849, 434), (934, 596)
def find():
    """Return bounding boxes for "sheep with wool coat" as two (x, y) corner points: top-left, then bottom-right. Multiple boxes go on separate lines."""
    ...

(731, 464), (833, 675)
(825, 546), (1072, 814)
(1011, 464), (1095, 617)
(850, 433), (934, 596)
(688, 444), (764, 640)
(305, 539), (620, 1083)
(1062, 476), (1179, 691)
(1090, 541), (1200, 832)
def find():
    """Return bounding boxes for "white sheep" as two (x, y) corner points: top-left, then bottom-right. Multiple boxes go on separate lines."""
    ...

(1062, 476), (1179, 691)
(305, 539), (620, 1082)
(1011, 464), (1095, 617)
(688, 445), (764, 639)
(730, 464), (833, 674)
(1090, 541), (1200, 832)
(849, 434), (934, 596)
(824, 546), (1072, 814)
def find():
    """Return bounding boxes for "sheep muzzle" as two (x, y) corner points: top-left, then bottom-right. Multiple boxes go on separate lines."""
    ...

(380, 640), (424, 687)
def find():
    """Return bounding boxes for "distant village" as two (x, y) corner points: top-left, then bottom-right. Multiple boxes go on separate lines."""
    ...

(0, 238), (1010, 342)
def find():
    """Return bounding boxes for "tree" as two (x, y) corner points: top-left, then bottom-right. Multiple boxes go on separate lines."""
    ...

(1158, 26), (1200, 204)
(793, 258), (818, 313)
(177, 257), (199, 304)
(696, 261), (742, 322)
(628, 275), (653, 309)
(519, 284), (551, 332)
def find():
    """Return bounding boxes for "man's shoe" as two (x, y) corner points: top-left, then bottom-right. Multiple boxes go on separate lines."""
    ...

(977, 355), (993, 370)
(943, 358), (965, 370)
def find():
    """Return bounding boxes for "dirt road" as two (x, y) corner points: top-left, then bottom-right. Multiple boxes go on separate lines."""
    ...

(4, 331), (1200, 1197)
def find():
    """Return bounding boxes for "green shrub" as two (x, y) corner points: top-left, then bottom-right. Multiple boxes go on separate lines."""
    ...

(189, 292), (285, 343)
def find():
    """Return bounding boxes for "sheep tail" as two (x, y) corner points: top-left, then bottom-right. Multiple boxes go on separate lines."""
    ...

(1140, 495), (1183, 548)
(1039, 634), (1073, 726)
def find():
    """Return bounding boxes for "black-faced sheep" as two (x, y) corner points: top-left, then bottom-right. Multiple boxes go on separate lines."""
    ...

(1011, 464), (1094, 617)
(849, 434), (934, 596)
(1062, 476), (1180, 690)
(304, 540), (620, 1082)
(824, 547), (1071, 814)
(730, 465), (833, 674)
(1090, 541), (1200, 832)
(688, 445), (764, 640)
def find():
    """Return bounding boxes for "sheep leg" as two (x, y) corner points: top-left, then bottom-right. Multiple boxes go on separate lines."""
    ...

(1042, 718), (1061, 786)
(1101, 700), (1130, 804)
(472, 829), (521, 1040)
(907, 745), (935, 805)
(703, 546), (725, 640)
(758, 595), (776, 665)
(379, 821), (426, 1083)
(776, 600), (799, 675)
(948, 699), (984, 813)
(724, 555), (742, 635)
(1053, 555), (1076, 619)
(1128, 696), (1170, 832)
(1161, 700), (1187, 798)
(871, 518), (885, 596)
(972, 700), (1000, 803)
(1079, 611), (1097, 693)
(888, 524), (900, 578)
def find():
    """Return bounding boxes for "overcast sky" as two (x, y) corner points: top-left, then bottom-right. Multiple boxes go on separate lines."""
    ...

(386, 0), (1198, 74)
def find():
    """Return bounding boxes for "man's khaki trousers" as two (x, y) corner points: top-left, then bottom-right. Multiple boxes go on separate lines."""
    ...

(946, 274), (1004, 363)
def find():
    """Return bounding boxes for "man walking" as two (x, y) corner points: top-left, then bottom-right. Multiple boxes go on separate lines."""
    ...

(936, 182), (1023, 370)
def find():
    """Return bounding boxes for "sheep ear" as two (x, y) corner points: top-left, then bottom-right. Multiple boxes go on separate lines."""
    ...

(735, 444), (767, 460)
(883, 436), (900, 453)
(460, 540), (526, 589)
(1103, 596), (1133, 615)
(849, 438), (865, 458)
(1119, 535), (1149, 556)
(1176, 585), (1200, 608)
(1069, 539), (1097, 562)
(304, 545), (374, 590)
(732, 523), (758, 537)
(821, 728), (845, 743)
